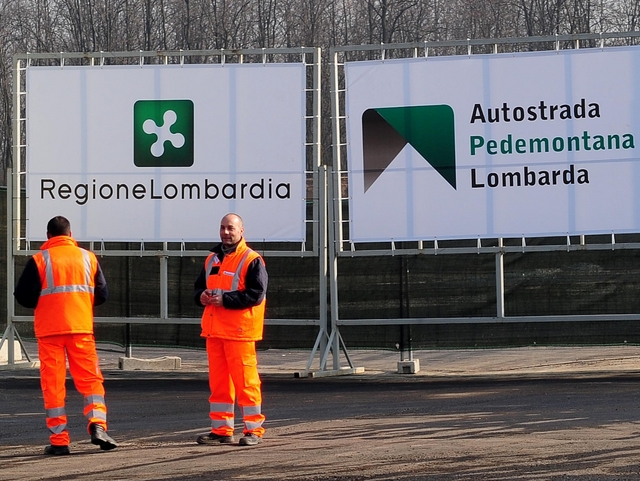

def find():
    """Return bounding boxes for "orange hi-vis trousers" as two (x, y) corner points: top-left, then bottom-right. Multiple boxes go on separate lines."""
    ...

(206, 337), (265, 437)
(38, 334), (108, 446)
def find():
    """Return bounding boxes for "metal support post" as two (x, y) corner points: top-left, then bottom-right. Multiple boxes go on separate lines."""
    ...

(160, 242), (169, 319)
(496, 238), (505, 318)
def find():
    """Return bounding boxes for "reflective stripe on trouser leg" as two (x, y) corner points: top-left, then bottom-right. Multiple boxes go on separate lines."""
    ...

(210, 402), (235, 432)
(64, 334), (108, 433)
(38, 335), (71, 446)
(46, 406), (70, 445)
(84, 394), (108, 430)
(241, 404), (265, 435)
(226, 340), (265, 437)
(206, 338), (236, 436)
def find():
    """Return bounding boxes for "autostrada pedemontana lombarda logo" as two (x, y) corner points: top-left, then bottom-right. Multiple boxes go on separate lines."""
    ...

(361, 99), (636, 192)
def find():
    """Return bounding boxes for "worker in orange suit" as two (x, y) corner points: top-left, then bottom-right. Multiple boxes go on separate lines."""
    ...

(14, 215), (117, 455)
(194, 213), (268, 447)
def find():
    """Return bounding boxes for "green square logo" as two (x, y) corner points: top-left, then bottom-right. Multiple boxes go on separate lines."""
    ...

(133, 100), (194, 167)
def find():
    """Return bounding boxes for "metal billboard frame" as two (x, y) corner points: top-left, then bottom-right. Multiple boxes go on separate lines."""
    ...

(329, 32), (640, 369)
(3, 47), (328, 370)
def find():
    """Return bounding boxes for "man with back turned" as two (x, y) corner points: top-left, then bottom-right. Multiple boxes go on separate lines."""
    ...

(14, 215), (117, 455)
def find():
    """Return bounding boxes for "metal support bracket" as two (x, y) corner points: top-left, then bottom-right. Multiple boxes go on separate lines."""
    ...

(0, 323), (37, 367)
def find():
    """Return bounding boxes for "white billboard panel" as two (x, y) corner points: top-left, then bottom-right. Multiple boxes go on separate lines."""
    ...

(345, 47), (640, 242)
(26, 63), (306, 242)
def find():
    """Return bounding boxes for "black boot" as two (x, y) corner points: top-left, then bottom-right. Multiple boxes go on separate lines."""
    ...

(89, 423), (118, 450)
(44, 445), (70, 455)
(196, 432), (234, 445)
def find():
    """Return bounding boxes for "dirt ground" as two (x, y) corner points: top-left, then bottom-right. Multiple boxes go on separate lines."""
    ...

(2, 344), (640, 480)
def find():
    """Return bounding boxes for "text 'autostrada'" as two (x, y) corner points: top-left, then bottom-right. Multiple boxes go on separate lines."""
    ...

(467, 98), (635, 188)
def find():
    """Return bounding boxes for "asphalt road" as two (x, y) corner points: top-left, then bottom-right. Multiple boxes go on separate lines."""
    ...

(2, 346), (640, 480)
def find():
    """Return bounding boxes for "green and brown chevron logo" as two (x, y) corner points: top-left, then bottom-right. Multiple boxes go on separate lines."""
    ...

(362, 105), (456, 192)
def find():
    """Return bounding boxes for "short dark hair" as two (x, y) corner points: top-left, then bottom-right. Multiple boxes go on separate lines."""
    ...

(47, 216), (71, 237)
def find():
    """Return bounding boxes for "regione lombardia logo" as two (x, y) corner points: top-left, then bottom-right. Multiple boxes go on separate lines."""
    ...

(133, 100), (194, 167)
(361, 105), (456, 191)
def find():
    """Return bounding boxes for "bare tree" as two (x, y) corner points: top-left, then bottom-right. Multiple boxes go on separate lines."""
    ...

(604, 0), (640, 40)
(0, 0), (629, 183)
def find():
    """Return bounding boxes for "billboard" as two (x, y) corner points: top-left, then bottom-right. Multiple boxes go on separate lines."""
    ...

(26, 63), (306, 242)
(345, 46), (640, 242)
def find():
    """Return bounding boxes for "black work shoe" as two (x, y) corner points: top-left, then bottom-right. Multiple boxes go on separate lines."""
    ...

(238, 433), (262, 446)
(89, 423), (118, 450)
(44, 444), (70, 456)
(196, 432), (234, 445)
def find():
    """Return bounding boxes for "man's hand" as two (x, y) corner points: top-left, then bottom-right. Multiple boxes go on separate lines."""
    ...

(200, 289), (223, 306)
(200, 290), (214, 305)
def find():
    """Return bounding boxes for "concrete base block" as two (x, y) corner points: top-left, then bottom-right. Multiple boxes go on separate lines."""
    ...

(0, 341), (23, 363)
(118, 356), (182, 371)
(298, 366), (365, 378)
(397, 359), (420, 374)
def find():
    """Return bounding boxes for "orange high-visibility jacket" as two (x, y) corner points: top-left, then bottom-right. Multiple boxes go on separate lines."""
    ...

(200, 238), (266, 341)
(32, 236), (98, 338)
